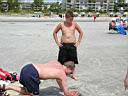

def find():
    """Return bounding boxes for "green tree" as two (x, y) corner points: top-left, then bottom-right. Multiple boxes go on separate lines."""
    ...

(118, 0), (125, 6)
(114, 1), (118, 12)
(0, 0), (1, 11)
(13, 0), (19, 10)
(7, 0), (19, 11)
(34, 0), (42, 6)
(119, 0), (125, 3)
(88, 0), (95, 3)
(114, 0), (125, 11)
(91, 0), (95, 3)
(33, 0), (42, 11)
(7, 0), (13, 10)
(109, 0), (115, 3)
(49, 2), (61, 14)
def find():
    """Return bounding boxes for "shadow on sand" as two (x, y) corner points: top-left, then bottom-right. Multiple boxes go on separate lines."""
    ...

(40, 86), (63, 96)
(107, 32), (119, 34)
(39, 86), (82, 96)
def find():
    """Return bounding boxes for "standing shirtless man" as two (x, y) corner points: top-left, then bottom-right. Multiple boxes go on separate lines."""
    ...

(53, 10), (83, 80)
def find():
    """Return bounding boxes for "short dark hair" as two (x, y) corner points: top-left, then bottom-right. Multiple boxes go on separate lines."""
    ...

(64, 61), (75, 69)
(65, 10), (74, 17)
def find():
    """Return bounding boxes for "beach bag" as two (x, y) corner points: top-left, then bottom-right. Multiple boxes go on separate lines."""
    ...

(0, 68), (19, 82)
(6, 72), (19, 82)
(0, 68), (12, 81)
(118, 25), (127, 35)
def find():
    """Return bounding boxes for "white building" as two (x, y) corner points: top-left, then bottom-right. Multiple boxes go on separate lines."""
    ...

(62, 0), (112, 12)
(44, 0), (62, 3)
(126, 0), (128, 3)
(18, 0), (34, 3)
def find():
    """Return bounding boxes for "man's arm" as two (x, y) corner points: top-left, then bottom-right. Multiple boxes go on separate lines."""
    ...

(53, 23), (62, 47)
(56, 79), (63, 91)
(75, 22), (84, 47)
(60, 78), (80, 96)
(58, 77), (69, 96)
(58, 75), (79, 96)
(124, 69), (128, 90)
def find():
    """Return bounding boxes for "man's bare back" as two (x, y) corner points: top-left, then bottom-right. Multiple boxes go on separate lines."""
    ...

(33, 61), (66, 80)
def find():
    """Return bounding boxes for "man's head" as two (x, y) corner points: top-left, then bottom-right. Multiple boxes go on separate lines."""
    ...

(65, 10), (74, 23)
(64, 61), (75, 75)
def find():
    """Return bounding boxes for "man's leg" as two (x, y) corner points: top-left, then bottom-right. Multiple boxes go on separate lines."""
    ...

(124, 69), (128, 90)
(4, 85), (32, 95)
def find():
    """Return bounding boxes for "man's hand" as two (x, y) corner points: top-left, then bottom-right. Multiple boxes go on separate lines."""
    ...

(58, 43), (62, 48)
(71, 75), (78, 81)
(74, 42), (80, 47)
(68, 91), (80, 96)
(124, 77), (128, 90)
(68, 74), (78, 81)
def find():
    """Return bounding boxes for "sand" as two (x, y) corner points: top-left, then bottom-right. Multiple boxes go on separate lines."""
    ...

(0, 20), (128, 96)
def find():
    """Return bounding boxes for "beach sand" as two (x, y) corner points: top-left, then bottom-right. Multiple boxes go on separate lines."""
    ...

(0, 20), (128, 96)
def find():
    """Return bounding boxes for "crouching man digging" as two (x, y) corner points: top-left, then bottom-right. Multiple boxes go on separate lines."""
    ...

(0, 61), (80, 96)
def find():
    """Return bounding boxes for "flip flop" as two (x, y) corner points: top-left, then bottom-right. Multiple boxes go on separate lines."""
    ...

(0, 84), (6, 96)
(0, 80), (10, 91)
(0, 84), (6, 91)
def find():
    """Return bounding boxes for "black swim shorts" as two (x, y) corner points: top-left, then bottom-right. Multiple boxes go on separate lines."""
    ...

(19, 64), (40, 95)
(58, 43), (78, 65)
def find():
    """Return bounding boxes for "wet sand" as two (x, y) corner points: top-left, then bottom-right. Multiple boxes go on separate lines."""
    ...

(0, 21), (128, 95)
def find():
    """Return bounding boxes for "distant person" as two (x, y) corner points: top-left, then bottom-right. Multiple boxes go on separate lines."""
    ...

(109, 20), (117, 31)
(124, 69), (128, 90)
(0, 61), (79, 96)
(120, 20), (128, 31)
(53, 10), (83, 80)
(93, 15), (96, 22)
(126, 21), (128, 33)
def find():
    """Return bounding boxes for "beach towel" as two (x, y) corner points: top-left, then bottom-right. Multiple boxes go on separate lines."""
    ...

(116, 25), (127, 35)
(0, 68), (19, 82)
